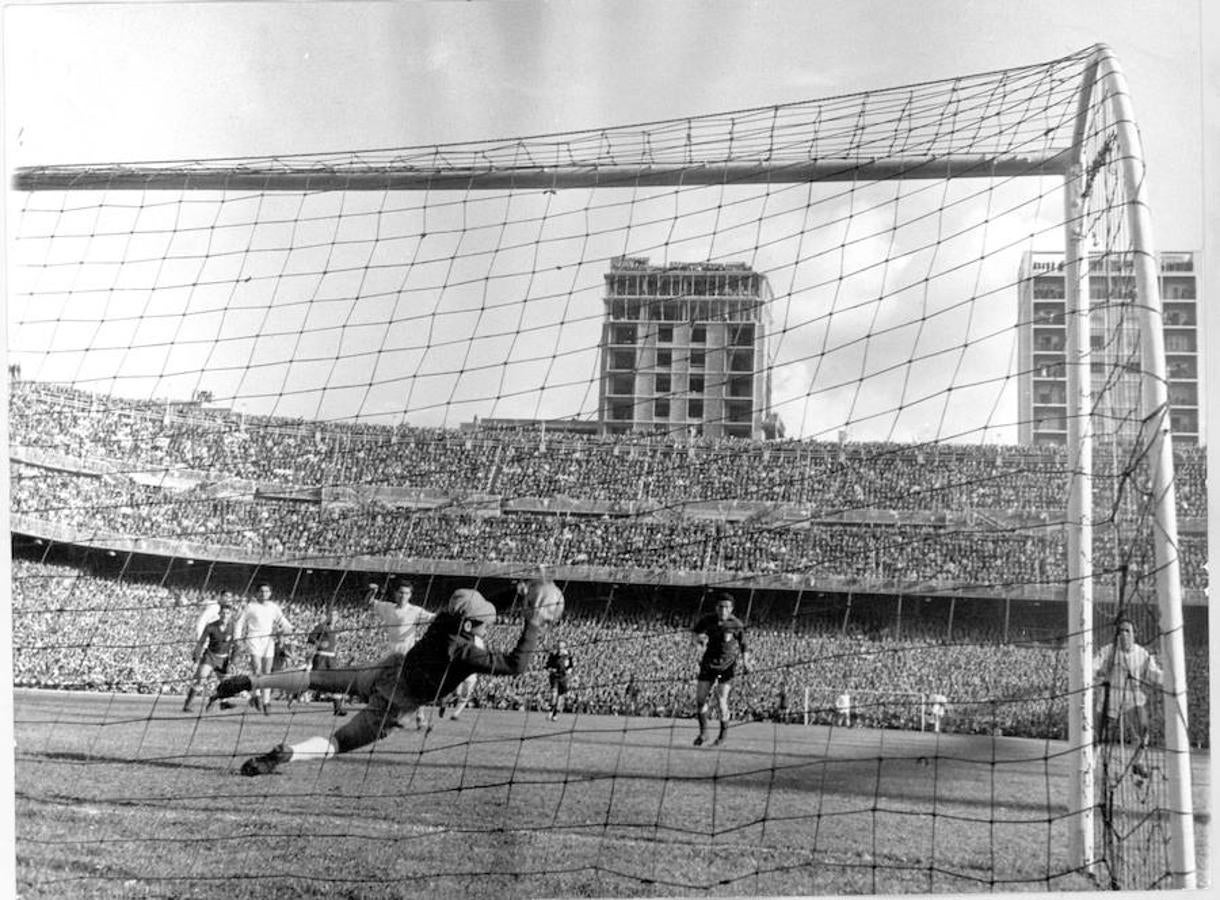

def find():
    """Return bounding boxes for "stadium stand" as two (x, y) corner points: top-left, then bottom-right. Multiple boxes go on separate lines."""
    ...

(8, 381), (1210, 747)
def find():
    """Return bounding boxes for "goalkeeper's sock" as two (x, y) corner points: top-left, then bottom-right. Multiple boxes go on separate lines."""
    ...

(291, 736), (337, 760)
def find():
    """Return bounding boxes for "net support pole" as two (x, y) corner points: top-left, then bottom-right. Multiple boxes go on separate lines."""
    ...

(1099, 46), (1196, 889)
(1063, 152), (1095, 874)
(1063, 48), (1101, 875)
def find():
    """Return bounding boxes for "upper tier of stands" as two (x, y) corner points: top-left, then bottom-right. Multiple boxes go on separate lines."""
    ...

(9, 381), (1208, 518)
(8, 381), (1208, 600)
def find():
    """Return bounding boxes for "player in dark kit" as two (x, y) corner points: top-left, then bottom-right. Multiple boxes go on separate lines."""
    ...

(184, 598), (237, 713)
(307, 609), (345, 715)
(691, 593), (749, 747)
(210, 579), (564, 776)
(545, 640), (574, 720)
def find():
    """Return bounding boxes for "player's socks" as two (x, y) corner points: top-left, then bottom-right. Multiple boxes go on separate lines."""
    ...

(712, 723), (729, 746)
(291, 736), (337, 760)
(240, 743), (292, 776)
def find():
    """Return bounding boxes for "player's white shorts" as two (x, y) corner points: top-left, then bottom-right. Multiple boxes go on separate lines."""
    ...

(454, 673), (477, 699)
(246, 636), (275, 661)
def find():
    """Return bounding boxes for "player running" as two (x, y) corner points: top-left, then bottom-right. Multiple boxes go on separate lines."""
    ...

(306, 608), (345, 715)
(210, 579), (563, 776)
(691, 592), (749, 747)
(545, 639), (574, 720)
(235, 583), (293, 715)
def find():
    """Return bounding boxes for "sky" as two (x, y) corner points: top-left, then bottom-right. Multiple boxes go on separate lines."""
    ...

(2, 0), (1216, 443)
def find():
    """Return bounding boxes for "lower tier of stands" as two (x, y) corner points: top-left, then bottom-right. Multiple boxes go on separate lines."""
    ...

(11, 545), (1209, 748)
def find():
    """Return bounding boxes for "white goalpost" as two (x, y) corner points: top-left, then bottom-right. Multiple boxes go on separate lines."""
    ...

(1060, 47), (1193, 887)
(8, 43), (1200, 893)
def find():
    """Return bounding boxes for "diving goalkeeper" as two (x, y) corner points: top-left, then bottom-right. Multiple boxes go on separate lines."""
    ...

(211, 579), (563, 776)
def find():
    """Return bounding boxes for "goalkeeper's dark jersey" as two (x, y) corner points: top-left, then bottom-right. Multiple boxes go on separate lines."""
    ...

(693, 614), (746, 671)
(400, 612), (540, 703)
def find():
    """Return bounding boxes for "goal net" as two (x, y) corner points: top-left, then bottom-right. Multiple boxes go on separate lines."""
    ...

(8, 44), (1202, 895)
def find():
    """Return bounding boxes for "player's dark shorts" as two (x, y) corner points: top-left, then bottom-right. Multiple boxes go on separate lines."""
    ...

(200, 652), (230, 674)
(312, 653), (336, 672)
(698, 661), (736, 684)
(330, 653), (417, 754)
(549, 676), (569, 695)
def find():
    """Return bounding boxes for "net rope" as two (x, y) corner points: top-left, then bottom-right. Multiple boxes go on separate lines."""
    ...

(8, 45), (1202, 895)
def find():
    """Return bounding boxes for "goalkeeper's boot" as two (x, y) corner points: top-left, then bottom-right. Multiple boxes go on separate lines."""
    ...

(693, 732), (707, 747)
(712, 724), (729, 747)
(212, 675), (253, 707)
(240, 743), (292, 777)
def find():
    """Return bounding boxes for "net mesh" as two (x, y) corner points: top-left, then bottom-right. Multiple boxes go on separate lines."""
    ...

(8, 45), (1204, 896)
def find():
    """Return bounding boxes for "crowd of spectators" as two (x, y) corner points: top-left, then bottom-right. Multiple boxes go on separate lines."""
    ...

(10, 557), (1209, 747)
(10, 381), (1208, 519)
(12, 463), (1209, 593)
(8, 381), (1210, 746)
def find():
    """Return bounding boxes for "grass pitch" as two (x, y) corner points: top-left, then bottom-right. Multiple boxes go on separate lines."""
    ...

(13, 689), (1209, 897)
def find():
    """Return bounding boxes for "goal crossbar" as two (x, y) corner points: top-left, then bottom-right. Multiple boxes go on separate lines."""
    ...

(11, 154), (1072, 192)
